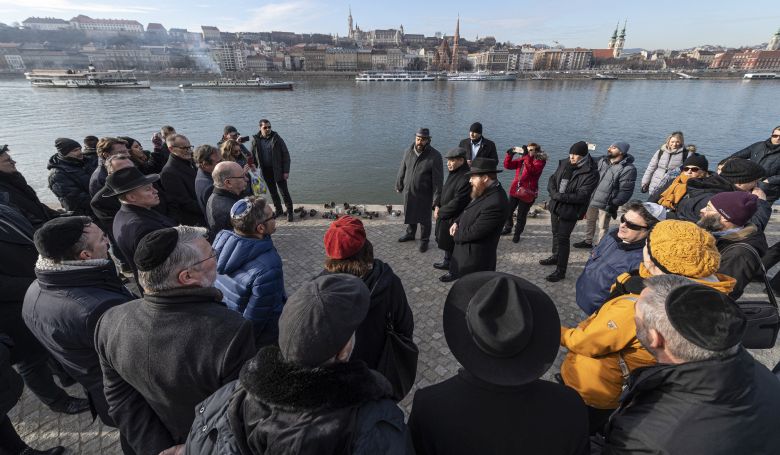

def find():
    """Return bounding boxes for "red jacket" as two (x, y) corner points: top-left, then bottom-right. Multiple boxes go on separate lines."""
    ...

(503, 152), (546, 200)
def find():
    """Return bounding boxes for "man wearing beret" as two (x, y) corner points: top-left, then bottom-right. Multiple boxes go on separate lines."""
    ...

(22, 216), (136, 452)
(95, 226), (256, 455)
(186, 274), (410, 453)
(458, 122), (498, 165)
(47, 138), (93, 216)
(697, 191), (767, 300)
(396, 128), (443, 253)
(600, 275), (780, 454)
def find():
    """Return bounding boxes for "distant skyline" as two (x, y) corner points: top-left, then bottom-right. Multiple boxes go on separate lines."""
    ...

(1, 0), (779, 50)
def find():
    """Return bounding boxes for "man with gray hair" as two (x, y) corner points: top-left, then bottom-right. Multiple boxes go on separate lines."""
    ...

(600, 275), (780, 454)
(160, 134), (204, 226)
(95, 226), (256, 455)
(205, 161), (246, 240)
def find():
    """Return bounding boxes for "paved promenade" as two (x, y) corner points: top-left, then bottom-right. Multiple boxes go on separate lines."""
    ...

(10, 208), (780, 453)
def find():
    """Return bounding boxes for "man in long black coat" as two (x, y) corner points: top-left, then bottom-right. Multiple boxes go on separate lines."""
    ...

(396, 128), (443, 253)
(160, 134), (205, 226)
(445, 158), (508, 282)
(458, 122), (498, 165)
(434, 147), (471, 272)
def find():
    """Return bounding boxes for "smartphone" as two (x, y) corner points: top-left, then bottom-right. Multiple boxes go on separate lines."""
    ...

(587, 143), (597, 151)
(239, 136), (250, 143)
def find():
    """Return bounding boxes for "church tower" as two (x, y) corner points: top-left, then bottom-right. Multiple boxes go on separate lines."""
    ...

(768, 27), (780, 51)
(608, 23), (618, 49)
(614, 20), (626, 58)
(348, 7), (354, 39)
(451, 15), (460, 72)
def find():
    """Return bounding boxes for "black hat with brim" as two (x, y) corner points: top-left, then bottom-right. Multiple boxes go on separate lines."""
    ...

(103, 167), (159, 197)
(443, 271), (560, 386)
(466, 157), (502, 174)
(445, 147), (468, 159)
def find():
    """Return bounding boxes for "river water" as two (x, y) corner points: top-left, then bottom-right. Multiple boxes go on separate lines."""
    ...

(0, 78), (777, 205)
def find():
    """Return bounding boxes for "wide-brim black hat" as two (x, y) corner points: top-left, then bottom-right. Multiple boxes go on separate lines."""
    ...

(103, 167), (159, 197)
(466, 157), (502, 174)
(443, 271), (560, 386)
(445, 147), (468, 159)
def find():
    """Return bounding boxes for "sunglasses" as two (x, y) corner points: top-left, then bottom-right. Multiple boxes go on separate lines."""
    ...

(683, 166), (700, 173)
(772, 134), (780, 139)
(620, 215), (648, 231)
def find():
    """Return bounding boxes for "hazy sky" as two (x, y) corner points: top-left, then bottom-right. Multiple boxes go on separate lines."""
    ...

(1, 0), (778, 49)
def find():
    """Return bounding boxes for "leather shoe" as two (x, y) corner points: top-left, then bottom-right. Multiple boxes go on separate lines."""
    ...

(439, 273), (457, 283)
(419, 241), (429, 253)
(500, 226), (512, 235)
(433, 261), (450, 270)
(512, 233), (521, 243)
(573, 240), (593, 249)
(398, 234), (415, 242)
(545, 270), (566, 282)
(48, 396), (90, 415)
(539, 255), (558, 266)
(287, 212), (294, 222)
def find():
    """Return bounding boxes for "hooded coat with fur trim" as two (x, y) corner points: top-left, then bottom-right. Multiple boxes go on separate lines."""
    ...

(184, 346), (411, 455)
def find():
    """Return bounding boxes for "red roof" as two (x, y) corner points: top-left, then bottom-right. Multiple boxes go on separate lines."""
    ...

(592, 49), (615, 59)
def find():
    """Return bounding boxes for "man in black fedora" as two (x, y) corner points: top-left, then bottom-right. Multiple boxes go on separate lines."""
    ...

(458, 122), (498, 166)
(396, 128), (443, 253)
(408, 271), (589, 454)
(442, 157), (508, 282)
(107, 167), (175, 274)
(433, 147), (471, 272)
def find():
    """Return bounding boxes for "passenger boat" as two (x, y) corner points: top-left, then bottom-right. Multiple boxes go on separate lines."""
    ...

(25, 66), (150, 88)
(355, 71), (436, 81)
(591, 73), (618, 80)
(743, 73), (777, 80)
(179, 78), (294, 89)
(446, 71), (517, 81)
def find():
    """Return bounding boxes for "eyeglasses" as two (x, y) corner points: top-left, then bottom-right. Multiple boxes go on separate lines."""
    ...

(620, 215), (648, 231)
(683, 166), (700, 173)
(225, 175), (246, 182)
(187, 248), (217, 269)
(527, 148), (537, 152)
(263, 213), (277, 223)
(174, 145), (193, 150)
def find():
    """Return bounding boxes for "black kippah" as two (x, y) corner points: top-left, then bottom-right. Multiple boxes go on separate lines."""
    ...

(134, 228), (179, 272)
(665, 284), (746, 351)
(33, 216), (90, 259)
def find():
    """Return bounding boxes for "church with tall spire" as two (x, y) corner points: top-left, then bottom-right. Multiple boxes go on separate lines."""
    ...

(451, 15), (460, 71)
(607, 20), (627, 58)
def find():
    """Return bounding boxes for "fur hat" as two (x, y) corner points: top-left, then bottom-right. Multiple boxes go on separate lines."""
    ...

(324, 216), (366, 259)
(646, 220), (720, 278)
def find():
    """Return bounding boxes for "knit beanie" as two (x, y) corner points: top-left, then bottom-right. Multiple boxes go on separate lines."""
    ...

(569, 141), (588, 157)
(610, 142), (630, 155)
(469, 122), (483, 134)
(645, 220), (720, 278)
(709, 191), (758, 227)
(719, 158), (765, 184)
(324, 215), (366, 260)
(683, 154), (708, 171)
(54, 138), (81, 156)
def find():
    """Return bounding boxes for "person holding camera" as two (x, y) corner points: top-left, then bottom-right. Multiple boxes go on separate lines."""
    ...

(502, 143), (547, 243)
(540, 141), (599, 282)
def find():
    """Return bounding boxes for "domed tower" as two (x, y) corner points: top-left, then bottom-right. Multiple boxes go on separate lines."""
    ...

(768, 27), (780, 51)
(608, 23), (618, 49)
(614, 20), (627, 58)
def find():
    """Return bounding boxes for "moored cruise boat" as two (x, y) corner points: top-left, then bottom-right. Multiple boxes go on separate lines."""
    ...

(446, 71), (517, 81)
(25, 67), (150, 88)
(179, 77), (294, 90)
(355, 71), (436, 81)
(743, 73), (777, 80)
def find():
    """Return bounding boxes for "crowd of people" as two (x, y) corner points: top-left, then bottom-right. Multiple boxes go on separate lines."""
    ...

(0, 123), (779, 454)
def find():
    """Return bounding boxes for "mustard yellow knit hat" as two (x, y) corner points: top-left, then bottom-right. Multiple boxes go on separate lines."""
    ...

(646, 220), (720, 278)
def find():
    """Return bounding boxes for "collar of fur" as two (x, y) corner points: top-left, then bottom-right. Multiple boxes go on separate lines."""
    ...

(35, 257), (112, 272)
(239, 346), (391, 411)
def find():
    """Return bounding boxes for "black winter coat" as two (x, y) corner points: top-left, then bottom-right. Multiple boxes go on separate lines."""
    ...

(451, 182), (508, 277)
(250, 131), (290, 182)
(715, 225), (768, 300)
(731, 138), (780, 202)
(47, 154), (93, 216)
(22, 262), (135, 424)
(0, 333), (24, 416)
(458, 137), (498, 162)
(206, 188), (241, 241)
(91, 182), (169, 242)
(95, 287), (257, 455)
(89, 162), (107, 197)
(161, 154), (205, 226)
(195, 168), (214, 217)
(185, 346), (410, 455)
(673, 174), (772, 231)
(113, 204), (175, 272)
(396, 144), (443, 225)
(603, 349), (780, 454)
(0, 171), (59, 228)
(82, 148), (99, 174)
(408, 369), (589, 455)
(547, 155), (600, 221)
(435, 163), (471, 252)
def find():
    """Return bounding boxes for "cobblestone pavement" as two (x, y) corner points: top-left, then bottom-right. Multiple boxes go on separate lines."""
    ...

(10, 209), (780, 453)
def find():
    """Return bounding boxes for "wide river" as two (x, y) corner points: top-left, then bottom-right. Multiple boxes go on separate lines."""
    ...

(0, 78), (777, 205)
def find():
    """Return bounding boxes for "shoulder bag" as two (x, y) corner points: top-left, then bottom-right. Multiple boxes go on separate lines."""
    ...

(376, 310), (419, 401)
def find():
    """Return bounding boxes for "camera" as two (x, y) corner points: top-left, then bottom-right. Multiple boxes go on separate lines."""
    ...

(239, 136), (250, 143)
(587, 142), (597, 151)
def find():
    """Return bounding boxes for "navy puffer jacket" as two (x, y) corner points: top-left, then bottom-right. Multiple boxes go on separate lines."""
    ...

(47, 153), (92, 215)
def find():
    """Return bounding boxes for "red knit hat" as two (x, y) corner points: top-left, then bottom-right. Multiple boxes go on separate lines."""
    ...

(324, 216), (366, 259)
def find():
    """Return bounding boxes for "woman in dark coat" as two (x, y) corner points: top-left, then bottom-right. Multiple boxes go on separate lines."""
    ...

(47, 138), (93, 216)
(542, 141), (599, 282)
(434, 147), (471, 271)
(503, 143), (547, 243)
(320, 216), (416, 401)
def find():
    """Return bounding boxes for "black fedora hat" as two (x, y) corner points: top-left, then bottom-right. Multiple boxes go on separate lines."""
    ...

(443, 271), (560, 386)
(103, 167), (159, 197)
(415, 128), (431, 138)
(467, 157), (502, 174)
(445, 147), (468, 159)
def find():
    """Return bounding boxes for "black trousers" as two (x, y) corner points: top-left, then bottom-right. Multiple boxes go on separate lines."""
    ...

(505, 197), (533, 236)
(550, 213), (578, 274)
(262, 170), (293, 214)
(406, 222), (432, 242)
